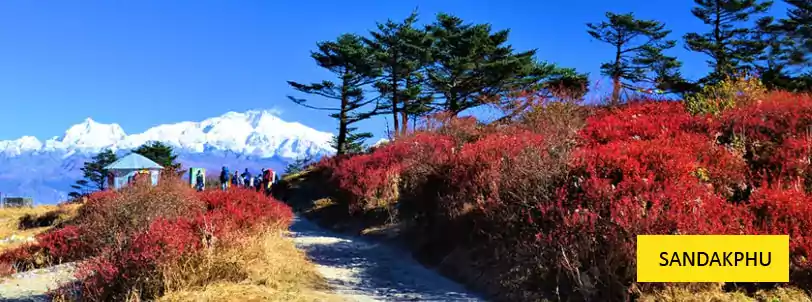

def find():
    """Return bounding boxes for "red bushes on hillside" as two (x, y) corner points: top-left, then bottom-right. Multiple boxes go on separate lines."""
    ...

(69, 188), (292, 301)
(315, 91), (812, 301)
(323, 133), (457, 213)
(0, 181), (292, 301)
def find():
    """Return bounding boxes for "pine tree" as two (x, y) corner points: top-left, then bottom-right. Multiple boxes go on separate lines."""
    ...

(683, 0), (773, 83)
(284, 154), (315, 175)
(332, 129), (370, 154)
(133, 141), (182, 172)
(587, 12), (682, 105)
(752, 16), (803, 90)
(780, 0), (812, 66)
(69, 148), (118, 197)
(749, 2), (812, 91)
(425, 13), (586, 115)
(288, 34), (379, 156)
(365, 10), (433, 137)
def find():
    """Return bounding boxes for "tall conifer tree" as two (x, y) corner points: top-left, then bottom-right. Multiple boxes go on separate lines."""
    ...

(288, 34), (379, 155)
(587, 12), (682, 105)
(683, 0), (773, 83)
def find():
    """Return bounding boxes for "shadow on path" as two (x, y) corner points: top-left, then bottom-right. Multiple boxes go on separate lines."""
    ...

(288, 215), (486, 302)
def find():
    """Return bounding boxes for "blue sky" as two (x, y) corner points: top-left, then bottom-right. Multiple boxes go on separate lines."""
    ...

(0, 0), (790, 143)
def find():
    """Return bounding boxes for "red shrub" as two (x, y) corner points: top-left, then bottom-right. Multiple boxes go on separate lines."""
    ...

(717, 92), (812, 190)
(198, 188), (293, 231)
(34, 225), (93, 262)
(419, 113), (483, 144)
(0, 244), (36, 275)
(446, 130), (546, 210)
(75, 217), (202, 300)
(84, 190), (118, 204)
(0, 225), (97, 275)
(330, 133), (456, 212)
(580, 100), (713, 146)
(749, 187), (812, 270)
(62, 188), (294, 301)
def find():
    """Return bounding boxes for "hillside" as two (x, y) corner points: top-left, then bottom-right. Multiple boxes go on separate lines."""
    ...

(275, 90), (812, 302)
(0, 109), (334, 204)
(0, 178), (341, 301)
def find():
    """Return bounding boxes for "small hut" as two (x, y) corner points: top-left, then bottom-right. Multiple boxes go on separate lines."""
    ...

(104, 153), (164, 189)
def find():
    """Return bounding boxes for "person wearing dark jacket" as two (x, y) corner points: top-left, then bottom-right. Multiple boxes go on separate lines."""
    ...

(219, 167), (229, 191)
(254, 174), (262, 192)
(195, 171), (205, 192)
(241, 169), (252, 188)
(232, 171), (241, 187)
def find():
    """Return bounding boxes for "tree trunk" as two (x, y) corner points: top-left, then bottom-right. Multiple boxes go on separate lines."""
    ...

(391, 59), (400, 138)
(611, 76), (622, 107)
(337, 76), (350, 156)
(400, 110), (408, 136)
(401, 77), (411, 135)
(336, 118), (348, 156)
(611, 43), (622, 107)
(448, 94), (460, 116)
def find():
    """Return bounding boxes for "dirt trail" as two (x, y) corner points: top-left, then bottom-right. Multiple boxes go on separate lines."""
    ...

(0, 262), (77, 302)
(288, 215), (486, 302)
(0, 216), (486, 302)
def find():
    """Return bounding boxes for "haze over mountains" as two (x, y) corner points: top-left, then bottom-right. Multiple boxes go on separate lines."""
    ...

(0, 110), (335, 204)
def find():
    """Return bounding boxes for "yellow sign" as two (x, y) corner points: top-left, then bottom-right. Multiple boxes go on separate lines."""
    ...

(637, 235), (789, 282)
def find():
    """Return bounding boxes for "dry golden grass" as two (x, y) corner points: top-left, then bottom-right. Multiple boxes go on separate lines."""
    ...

(156, 225), (343, 302)
(640, 283), (811, 302)
(311, 198), (336, 212)
(0, 203), (80, 252)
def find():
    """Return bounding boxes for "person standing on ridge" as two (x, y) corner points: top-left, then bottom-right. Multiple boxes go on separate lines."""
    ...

(232, 171), (241, 187)
(220, 167), (229, 191)
(260, 168), (267, 192)
(254, 174), (262, 192)
(195, 170), (205, 192)
(241, 168), (252, 188)
(261, 169), (271, 196)
(264, 168), (276, 196)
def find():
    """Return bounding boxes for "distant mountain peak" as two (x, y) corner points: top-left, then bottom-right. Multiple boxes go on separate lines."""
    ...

(0, 108), (336, 204)
(0, 108), (335, 158)
(57, 118), (127, 150)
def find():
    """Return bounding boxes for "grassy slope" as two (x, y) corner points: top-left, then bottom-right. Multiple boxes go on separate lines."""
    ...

(158, 227), (344, 302)
(0, 192), (341, 302)
(0, 204), (80, 252)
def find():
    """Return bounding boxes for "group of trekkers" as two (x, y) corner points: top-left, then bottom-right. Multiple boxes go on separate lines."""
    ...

(221, 166), (278, 195)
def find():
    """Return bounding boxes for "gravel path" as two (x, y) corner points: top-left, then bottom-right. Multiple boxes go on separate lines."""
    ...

(0, 262), (77, 302)
(288, 215), (486, 302)
(0, 216), (486, 302)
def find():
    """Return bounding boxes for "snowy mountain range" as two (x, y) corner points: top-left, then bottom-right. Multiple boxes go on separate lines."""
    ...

(0, 110), (335, 204)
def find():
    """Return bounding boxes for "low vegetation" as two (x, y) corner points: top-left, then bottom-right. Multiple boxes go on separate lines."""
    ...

(0, 203), (80, 252)
(0, 176), (336, 301)
(276, 86), (812, 301)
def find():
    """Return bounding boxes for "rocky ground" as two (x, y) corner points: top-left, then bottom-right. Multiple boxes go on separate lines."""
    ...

(0, 262), (77, 302)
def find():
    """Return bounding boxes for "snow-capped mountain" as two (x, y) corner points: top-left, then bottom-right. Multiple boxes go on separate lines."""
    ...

(0, 109), (335, 204)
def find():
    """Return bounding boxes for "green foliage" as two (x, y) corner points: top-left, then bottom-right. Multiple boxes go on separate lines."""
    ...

(683, 0), (773, 84)
(70, 149), (118, 198)
(365, 10), (433, 136)
(132, 141), (182, 171)
(781, 0), (812, 65)
(685, 74), (767, 115)
(751, 1), (812, 92)
(287, 33), (379, 155)
(587, 12), (682, 104)
(335, 129), (372, 155)
(424, 13), (587, 114)
(284, 154), (316, 176)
